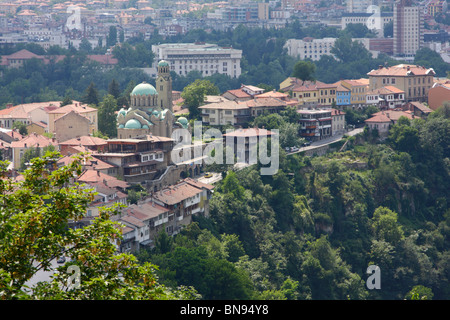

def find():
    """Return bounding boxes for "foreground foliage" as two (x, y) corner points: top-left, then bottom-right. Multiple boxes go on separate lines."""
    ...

(0, 153), (197, 300)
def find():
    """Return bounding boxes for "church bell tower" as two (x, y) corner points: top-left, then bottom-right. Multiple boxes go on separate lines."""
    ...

(156, 60), (172, 112)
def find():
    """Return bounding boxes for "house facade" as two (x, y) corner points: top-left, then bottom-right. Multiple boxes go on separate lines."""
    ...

(367, 64), (435, 102)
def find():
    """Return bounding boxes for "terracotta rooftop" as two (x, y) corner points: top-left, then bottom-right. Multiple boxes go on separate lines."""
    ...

(223, 127), (276, 138)
(10, 132), (57, 149)
(368, 64), (435, 77)
(245, 98), (287, 108)
(59, 136), (107, 147)
(77, 169), (129, 189)
(127, 202), (169, 220)
(47, 102), (97, 114)
(367, 86), (405, 95)
(153, 183), (201, 205)
(224, 89), (251, 98)
(364, 113), (392, 123)
(199, 100), (249, 110)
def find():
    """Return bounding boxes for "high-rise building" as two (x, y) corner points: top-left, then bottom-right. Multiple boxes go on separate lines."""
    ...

(393, 0), (423, 58)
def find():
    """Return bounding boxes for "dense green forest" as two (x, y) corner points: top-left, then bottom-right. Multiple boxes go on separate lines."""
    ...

(137, 106), (450, 300)
(1, 22), (449, 108)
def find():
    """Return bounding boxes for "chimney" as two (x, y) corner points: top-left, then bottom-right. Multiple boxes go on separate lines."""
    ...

(406, 66), (410, 71)
(6, 103), (13, 109)
(378, 65), (383, 69)
(97, 170), (100, 176)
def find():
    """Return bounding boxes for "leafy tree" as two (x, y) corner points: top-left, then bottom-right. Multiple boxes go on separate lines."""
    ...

(331, 35), (371, 64)
(181, 79), (220, 119)
(405, 285), (434, 300)
(108, 79), (121, 99)
(12, 121), (28, 136)
(291, 60), (316, 82)
(19, 147), (40, 171)
(0, 153), (196, 300)
(98, 94), (118, 138)
(79, 38), (92, 53)
(370, 207), (404, 245)
(107, 26), (117, 47)
(384, 20), (393, 38)
(82, 82), (100, 106)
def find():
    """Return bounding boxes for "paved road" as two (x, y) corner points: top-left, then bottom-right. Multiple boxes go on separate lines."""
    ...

(288, 128), (364, 155)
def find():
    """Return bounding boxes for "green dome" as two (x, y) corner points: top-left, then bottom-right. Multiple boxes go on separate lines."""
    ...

(142, 125), (149, 129)
(118, 124), (124, 128)
(177, 117), (188, 125)
(131, 82), (158, 96)
(124, 119), (142, 129)
(158, 60), (169, 67)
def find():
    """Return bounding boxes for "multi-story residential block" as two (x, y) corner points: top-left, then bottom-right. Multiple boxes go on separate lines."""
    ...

(366, 85), (406, 109)
(284, 37), (336, 61)
(199, 97), (291, 127)
(116, 178), (214, 252)
(92, 135), (174, 186)
(346, 0), (372, 13)
(335, 81), (351, 108)
(58, 136), (108, 155)
(367, 64), (435, 102)
(393, 0), (423, 58)
(317, 82), (337, 107)
(331, 109), (346, 136)
(297, 109), (333, 141)
(223, 128), (277, 164)
(341, 79), (369, 108)
(152, 43), (242, 78)
(199, 101), (250, 127)
(341, 12), (394, 36)
(427, 0), (448, 17)
(290, 81), (319, 107)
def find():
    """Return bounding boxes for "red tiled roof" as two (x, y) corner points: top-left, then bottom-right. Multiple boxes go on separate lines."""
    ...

(87, 55), (119, 65)
(365, 113), (392, 123)
(368, 64), (435, 77)
(153, 181), (205, 205)
(225, 89), (251, 98)
(59, 135), (107, 147)
(372, 110), (413, 121)
(77, 169), (129, 189)
(10, 133), (57, 148)
(223, 128), (276, 138)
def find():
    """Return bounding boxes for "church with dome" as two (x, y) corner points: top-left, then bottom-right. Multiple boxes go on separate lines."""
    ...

(117, 60), (189, 139)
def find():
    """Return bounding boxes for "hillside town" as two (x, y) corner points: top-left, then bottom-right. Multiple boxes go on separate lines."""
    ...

(0, 0), (450, 303)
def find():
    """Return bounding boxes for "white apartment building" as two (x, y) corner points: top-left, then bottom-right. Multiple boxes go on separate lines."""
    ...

(393, 0), (423, 57)
(341, 12), (394, 36)
(152, 43), (242, 78)
(284, 37), (336, 61)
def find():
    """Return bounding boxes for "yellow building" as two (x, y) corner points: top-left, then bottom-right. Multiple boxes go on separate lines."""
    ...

(291, 82), (319, 107)
(367, 64), (435, 102)
(317, 82), (337, 107)
(341, 79), (369, 107)
(10, 133), (58, 169)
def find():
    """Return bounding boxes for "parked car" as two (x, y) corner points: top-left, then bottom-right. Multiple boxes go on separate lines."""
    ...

(285, 147), (291, 152)
(290, 146), (299, 152)
(302, 141), (311, 147)
(204, 172), (213, 178)
(57, 256), (66, 264)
